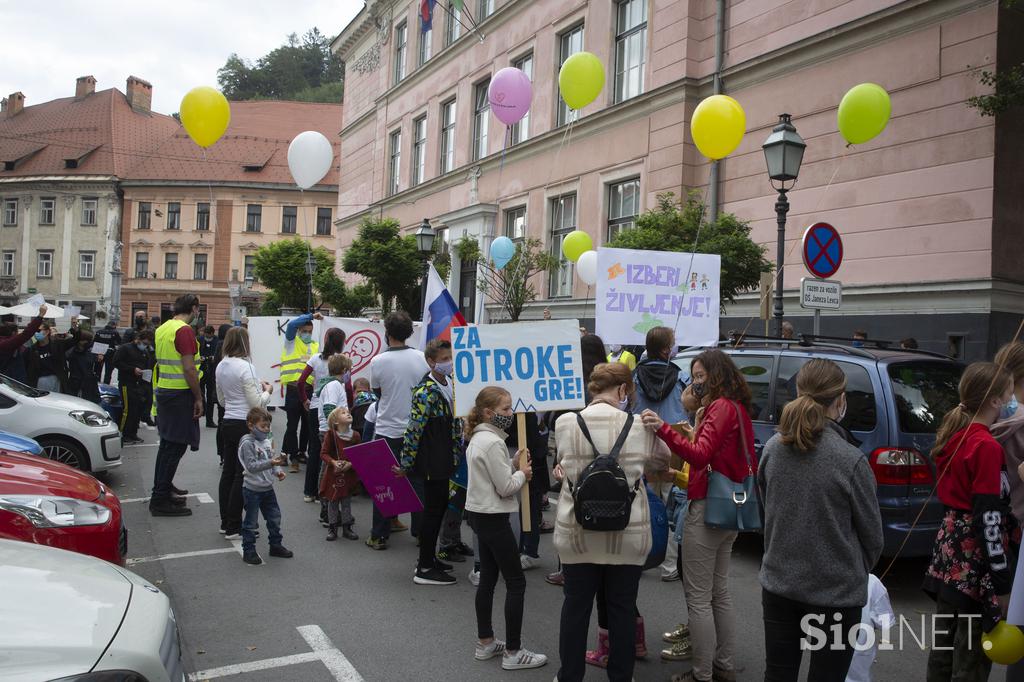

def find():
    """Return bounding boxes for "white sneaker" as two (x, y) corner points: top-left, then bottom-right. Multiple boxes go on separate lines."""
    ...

(468, 569), (480, 586)
(303, 495), (315, 503)
(224, 532), (241, 541)
(475, 639), (506, 660)
(520, 554), (541, 570)
(502, 648), (548, 670)
(661, 569), (680, 582)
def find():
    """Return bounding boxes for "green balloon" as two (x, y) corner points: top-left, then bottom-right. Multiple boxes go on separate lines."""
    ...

(837, 83), (891, 145)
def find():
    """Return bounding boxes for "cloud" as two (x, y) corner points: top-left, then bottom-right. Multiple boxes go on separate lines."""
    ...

(0, 0), (363, 114)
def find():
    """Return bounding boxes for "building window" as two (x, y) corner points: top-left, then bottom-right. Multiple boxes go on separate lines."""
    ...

(197, 304), (208, 326)
(446, 4), (462, 45)
(282, 205), (297, 234)
(419, 25), (432, 66)
(394, 22), (408, 84)
(37, 251), (53, 278)
(478, 0), (494, 19)
(3, 198), (17, 227)
(39, 198), (56, 225)
(412, 115), (427, 186)
(505, 206), (526, 242)
(244, 255), (255, 281)
(246, 204), (262, 232)
(164, 253), (178, 280)
(316, 208), (332, 236)
(138, 202), (151, 229)
(473, 78), (490, 161)
(160, 302), (172, 318)
(81, 197), (98, 226)
(388, 130), (402, 197)
(440, 99), (456, 175)
(196, 202), (210, 231)
(78, 252), (95, 279)
(135, 252), (149, 279)
(557, 25), (585, 127)
(167, 202), (181, 230)
(607, 178), (640, 241)
(1, 251), (14, 277)
(549, 194), (577, 298)
(193, 253), (208, 280)
(615, 0), (647, 103)
(511, 53), (533, 145)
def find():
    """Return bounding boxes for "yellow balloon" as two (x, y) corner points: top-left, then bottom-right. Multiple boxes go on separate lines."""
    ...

(690, 95), (746, 160)
(179, 86), (231, 148)
(983, 621), (1024, 665)
(561, 231), (593, 263)
(558, 52), (605, 111)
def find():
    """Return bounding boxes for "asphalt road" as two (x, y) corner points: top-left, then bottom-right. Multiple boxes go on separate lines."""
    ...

(100, 421), (991, 682)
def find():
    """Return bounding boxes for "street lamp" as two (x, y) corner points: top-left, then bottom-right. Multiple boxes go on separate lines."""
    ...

(762, 113), (806, 337)
(304, 251), (317, 313)
(415, 218), (436, 319)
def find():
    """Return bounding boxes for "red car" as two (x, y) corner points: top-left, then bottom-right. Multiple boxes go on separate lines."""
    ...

(0, 445), (125, 565)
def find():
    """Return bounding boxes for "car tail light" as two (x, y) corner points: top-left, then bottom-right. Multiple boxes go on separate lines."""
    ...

(869, 447), (934, 485)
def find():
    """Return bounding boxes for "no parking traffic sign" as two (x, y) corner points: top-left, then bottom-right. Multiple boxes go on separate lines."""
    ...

(802, 222), (843, 279)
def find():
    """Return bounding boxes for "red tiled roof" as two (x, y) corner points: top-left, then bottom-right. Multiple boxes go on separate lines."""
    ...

(0, 88), (179, 178)
(124, 100), (343, 186)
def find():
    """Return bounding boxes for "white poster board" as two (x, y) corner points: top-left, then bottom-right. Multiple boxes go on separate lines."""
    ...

(595, 247), (721, 347)
(451, 320), (585, 418)
(248, 316), (423, 407)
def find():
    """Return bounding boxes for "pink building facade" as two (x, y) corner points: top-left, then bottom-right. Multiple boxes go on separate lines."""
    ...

(333, 0), (1022, 359)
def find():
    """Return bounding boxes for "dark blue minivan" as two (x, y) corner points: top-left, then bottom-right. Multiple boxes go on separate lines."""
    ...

(675, 340), (963, 558)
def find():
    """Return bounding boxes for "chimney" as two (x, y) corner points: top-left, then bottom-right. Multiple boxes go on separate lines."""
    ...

(125, 76), (152, 113)
(75, 75), (96, 99)
(5, 92), (24, 118)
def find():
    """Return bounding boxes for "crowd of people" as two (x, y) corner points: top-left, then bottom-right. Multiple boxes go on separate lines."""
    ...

(16, 289), (1019, 681)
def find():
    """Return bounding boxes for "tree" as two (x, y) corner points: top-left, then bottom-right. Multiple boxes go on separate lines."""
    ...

(252, 238), (362, 313)
(453, 236), (559, 321)
(315, 270), (375, 317)
(342, 217), (425, 314)
(217, 28), (345, 103)
(967, 0), (1022, 116)
(608, 192), (772, 307)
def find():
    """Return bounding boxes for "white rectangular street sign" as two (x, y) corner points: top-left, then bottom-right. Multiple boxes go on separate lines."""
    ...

(800, 278), (842, 310)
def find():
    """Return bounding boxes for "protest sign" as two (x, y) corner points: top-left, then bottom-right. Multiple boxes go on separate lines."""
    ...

(247, 316), (423, 407)
(345, 439), (423, 516)
(451, 320), (585, 418)
(25, 293), (45, 308)
(92, 342), (109, 356)
(595, 247), (721, 347)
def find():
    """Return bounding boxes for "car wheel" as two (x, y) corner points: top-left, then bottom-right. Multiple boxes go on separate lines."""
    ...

(37, 437), (89, 471)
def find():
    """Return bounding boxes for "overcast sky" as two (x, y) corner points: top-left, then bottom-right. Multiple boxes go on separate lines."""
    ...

(0, 0), (364, 115)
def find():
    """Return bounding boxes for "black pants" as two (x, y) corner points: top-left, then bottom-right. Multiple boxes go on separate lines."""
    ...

(558, 562), (643, 682)
(926, 596), (990, 682)
(468, 511), (526, 651)
(762, 589), (860, 682)
(152, 440), (187, 505)
(102, 353), (115, 384)
(119, 383), (144, 439)
(304, 422), (323, 498)
(215, 405), (226, 463)
(596, 591), (641, 629)
(201, 372), (217, 425)
(417, 478), (450, 569)
(217, 419), (249, 533)
(282, 385), (308, 463)
(370, 436), (405, 540)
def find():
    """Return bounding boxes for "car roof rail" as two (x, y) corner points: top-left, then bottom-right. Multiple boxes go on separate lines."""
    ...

(703, 333), (877, 359)
(798, 334), (954, 360)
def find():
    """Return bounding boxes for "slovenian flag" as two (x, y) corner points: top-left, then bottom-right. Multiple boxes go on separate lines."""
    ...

(420, 263), (466, 349)
(420, 0), (436, 31)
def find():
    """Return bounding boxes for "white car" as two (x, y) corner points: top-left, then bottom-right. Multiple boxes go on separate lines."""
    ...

(0, 538), (185, 682)
(0, 374), (122, 472)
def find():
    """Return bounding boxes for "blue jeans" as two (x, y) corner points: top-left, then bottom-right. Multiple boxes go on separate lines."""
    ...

(241, 487), (283, 553)
(671, 486), (689, 545)
(152, 440), (187, 504)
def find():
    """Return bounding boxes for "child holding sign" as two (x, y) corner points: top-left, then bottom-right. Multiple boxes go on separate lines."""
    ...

(464, 386), (548, 672)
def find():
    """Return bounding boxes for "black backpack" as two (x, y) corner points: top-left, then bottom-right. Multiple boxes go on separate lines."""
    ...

(567, 413), (640, 531)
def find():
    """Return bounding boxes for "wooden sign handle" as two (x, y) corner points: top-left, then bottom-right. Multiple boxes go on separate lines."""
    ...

(517, 413), (531, 533)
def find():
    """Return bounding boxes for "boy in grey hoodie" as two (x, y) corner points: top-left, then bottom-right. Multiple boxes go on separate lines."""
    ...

(238, 406), (293, 565)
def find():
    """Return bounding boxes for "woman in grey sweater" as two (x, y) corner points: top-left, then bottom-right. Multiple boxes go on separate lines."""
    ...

(757, 359), (884, 682)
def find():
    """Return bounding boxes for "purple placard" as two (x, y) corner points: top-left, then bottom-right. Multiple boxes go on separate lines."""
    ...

(345, 439), (423, 516)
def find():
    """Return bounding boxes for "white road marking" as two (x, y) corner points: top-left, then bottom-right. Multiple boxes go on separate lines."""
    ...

(123, 443), (158, 448)
(187, 625), (364, 681)
(127, 547), (237, 566)
(120, 492), (215, 504)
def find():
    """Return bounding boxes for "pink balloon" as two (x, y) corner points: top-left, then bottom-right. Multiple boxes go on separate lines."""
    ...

(488, 67), (532, 126)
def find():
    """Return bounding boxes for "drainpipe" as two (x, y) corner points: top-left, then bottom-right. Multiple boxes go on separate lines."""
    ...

(707, 0), (726, 224)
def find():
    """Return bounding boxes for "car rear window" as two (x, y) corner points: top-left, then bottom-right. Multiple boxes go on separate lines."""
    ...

(888, 362), (963, 434)
(777, 357), (878, 432)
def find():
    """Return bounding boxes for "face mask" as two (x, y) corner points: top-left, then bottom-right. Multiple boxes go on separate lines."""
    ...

(610, 344), (622, 354)
(618, 396), (629, 411)
(838, 397), (848, 422)
(434, 360), (453, 376)
(852, 340), (865, 348)
(691, 382), (706, 399)
(33, 332), (45, 342)
(252, 427), (269, 442)
(299, 332), (313, 344)
(136, 343), (147, 351)
(1000, 395), (1019, 422)
(490, 413), (514, 431)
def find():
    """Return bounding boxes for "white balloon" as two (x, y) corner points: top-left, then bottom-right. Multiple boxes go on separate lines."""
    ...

(577, 250), (598, 285)
(287, 131), (334, 189)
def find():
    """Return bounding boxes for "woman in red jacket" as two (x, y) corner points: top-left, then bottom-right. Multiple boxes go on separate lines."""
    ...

(640, 349), (756, 682)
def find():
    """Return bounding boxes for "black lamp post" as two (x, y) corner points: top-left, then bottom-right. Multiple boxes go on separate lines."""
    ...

(414, 218), (436, 320)
(304, 251), (317, 313)
(762, 113), (806, 337)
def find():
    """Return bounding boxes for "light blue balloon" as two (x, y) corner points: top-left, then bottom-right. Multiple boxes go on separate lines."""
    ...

(491, 236), (516, 270)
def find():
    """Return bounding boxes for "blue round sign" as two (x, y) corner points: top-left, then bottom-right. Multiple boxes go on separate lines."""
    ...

(801, 222), (843, 279)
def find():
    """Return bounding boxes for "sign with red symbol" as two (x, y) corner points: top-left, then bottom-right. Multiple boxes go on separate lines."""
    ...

(801, 222), (843, 279)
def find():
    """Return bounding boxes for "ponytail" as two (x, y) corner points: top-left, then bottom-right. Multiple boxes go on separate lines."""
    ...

(932, 361), (1012, 458)
(931, 406), (973, 459)
(464, 386), (509, 438)
(776, 359), (846, 453)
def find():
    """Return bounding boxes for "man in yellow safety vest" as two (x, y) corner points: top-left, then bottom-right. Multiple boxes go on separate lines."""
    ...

(150, 293), (204, 517)
(280, 312), (321, 473)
